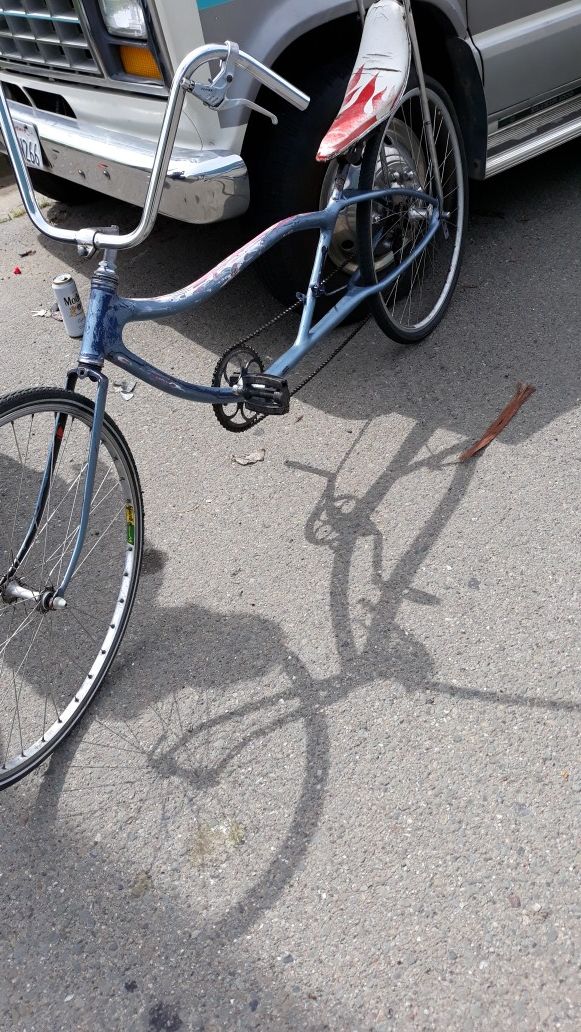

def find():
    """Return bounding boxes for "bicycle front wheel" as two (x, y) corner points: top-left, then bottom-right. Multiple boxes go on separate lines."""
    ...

(0, 388), (143, 789)
(356, 75), (468, 345)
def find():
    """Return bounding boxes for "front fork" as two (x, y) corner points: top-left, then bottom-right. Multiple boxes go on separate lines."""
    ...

(1, 367), (78, 597)
(55, 366), (109, 598)
(2, 366), (109, 608)
(402, 0), (446, 222)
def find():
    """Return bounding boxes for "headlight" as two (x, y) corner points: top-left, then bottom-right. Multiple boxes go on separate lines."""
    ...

(98, 0), (147, 40)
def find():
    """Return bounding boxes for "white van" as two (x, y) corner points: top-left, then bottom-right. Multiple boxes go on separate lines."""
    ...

(1, 1), (580, 299)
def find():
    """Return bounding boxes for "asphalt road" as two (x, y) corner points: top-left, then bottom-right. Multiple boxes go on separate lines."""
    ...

(0, 143), (579, 1032)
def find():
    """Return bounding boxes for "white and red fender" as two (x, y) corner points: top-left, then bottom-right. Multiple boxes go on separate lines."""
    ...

(317, 0), (411, 162)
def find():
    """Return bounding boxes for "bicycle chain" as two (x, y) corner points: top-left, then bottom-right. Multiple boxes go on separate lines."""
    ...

(227, 292), (304, 350)
(214, 263), (369, 430)
(288, 313), (370, 398)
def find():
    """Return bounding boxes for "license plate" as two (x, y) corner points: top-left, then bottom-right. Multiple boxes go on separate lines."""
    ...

(13, 119), (45, 171)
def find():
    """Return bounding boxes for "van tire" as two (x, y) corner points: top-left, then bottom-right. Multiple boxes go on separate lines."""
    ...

(245, 56), (353, 306)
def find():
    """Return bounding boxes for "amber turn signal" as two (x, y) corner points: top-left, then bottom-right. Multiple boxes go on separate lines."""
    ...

(120, 45), (162, 80)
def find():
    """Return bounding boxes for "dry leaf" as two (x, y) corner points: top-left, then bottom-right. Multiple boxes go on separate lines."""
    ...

(460, 383), (535, 461)
(232, 448), (265, 466)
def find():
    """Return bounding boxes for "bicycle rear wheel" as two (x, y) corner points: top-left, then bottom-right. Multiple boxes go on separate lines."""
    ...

(0, 388), (143, 789)
(356, 75), (468, 344)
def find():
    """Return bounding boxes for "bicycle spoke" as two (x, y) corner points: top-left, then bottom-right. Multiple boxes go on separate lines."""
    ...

(4, 615), (47, 764)
(68, 607), (99, 647)
(43, 478), (120, 585)
(54, 445), (85, 587)
(14, 462), (88, 579)
(362, 81), (464, 338)
(3, 668), (24, 765)
(0, 607), (38, 657)
(7, 417), (34, 580)
(68, 504), (125, 582)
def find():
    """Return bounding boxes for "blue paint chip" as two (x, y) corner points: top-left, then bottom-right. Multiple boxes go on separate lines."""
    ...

(198, 0), (233, 10)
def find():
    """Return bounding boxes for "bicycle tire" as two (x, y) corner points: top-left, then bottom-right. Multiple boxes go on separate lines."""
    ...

(356, 75), (468, 345)
(0, 387), (144, 789)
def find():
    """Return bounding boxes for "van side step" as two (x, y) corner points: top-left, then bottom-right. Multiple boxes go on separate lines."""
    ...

(486, 89), (581, 177)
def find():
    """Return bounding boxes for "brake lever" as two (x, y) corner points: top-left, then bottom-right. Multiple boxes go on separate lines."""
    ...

(219, 96), (278, 124)
(183, 40), (278, 124)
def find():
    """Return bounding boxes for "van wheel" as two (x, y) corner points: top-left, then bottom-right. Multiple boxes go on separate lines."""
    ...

(245, 55), (360, 309)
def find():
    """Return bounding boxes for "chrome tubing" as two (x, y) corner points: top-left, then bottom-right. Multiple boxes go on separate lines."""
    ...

(0, 43), (309, 253)
(0, 83), (82, 247)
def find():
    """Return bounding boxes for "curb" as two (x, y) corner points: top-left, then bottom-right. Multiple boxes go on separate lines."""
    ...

(0, 154), (13, 186)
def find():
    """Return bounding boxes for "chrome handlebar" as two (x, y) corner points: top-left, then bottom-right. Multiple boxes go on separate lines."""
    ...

(0, 42), (309, 253)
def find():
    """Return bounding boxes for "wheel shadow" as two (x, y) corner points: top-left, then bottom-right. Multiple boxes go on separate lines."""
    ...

(12, 411), (577, 937)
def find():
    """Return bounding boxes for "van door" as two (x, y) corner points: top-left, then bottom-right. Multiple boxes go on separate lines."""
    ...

(467, 1), (581, 116)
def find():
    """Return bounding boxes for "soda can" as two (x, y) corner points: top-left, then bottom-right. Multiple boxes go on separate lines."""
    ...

(52, 273), (86, 338)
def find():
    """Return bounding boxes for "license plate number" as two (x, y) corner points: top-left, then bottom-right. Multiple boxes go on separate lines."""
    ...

(13, 119), (45, 170)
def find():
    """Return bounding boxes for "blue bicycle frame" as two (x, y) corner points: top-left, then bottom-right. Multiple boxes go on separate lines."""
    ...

(85, 185), (439, 390)
(0, 35), (441, 603)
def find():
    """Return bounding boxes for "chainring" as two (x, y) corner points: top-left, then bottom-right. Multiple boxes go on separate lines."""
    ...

(212, 344), (265, 433)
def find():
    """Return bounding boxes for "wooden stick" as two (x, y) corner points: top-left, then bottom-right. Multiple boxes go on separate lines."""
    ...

(459, 383), (536, 462)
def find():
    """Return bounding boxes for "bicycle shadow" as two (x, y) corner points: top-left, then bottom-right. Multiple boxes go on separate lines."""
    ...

(17, 410), (578, 931)
(3, 397), (578, 1026)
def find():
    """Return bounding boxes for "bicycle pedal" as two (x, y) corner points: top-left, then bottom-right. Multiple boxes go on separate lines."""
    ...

(241, 372), (290, 416)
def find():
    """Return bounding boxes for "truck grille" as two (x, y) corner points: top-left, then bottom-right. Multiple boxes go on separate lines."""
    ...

(0, 1), (100, 77)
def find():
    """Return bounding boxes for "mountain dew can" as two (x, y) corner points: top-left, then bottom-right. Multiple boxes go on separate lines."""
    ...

(52, 273), (86, 338)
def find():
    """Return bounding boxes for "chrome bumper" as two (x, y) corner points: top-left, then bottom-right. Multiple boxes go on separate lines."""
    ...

(0, 100), (249, 224)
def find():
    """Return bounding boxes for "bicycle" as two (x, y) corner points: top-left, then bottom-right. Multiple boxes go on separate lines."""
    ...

(0, 0), (467, 788)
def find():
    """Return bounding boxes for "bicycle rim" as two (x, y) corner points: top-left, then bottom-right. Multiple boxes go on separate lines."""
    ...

(0, 389), (143, 788)
(357, 80), (467, 343)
